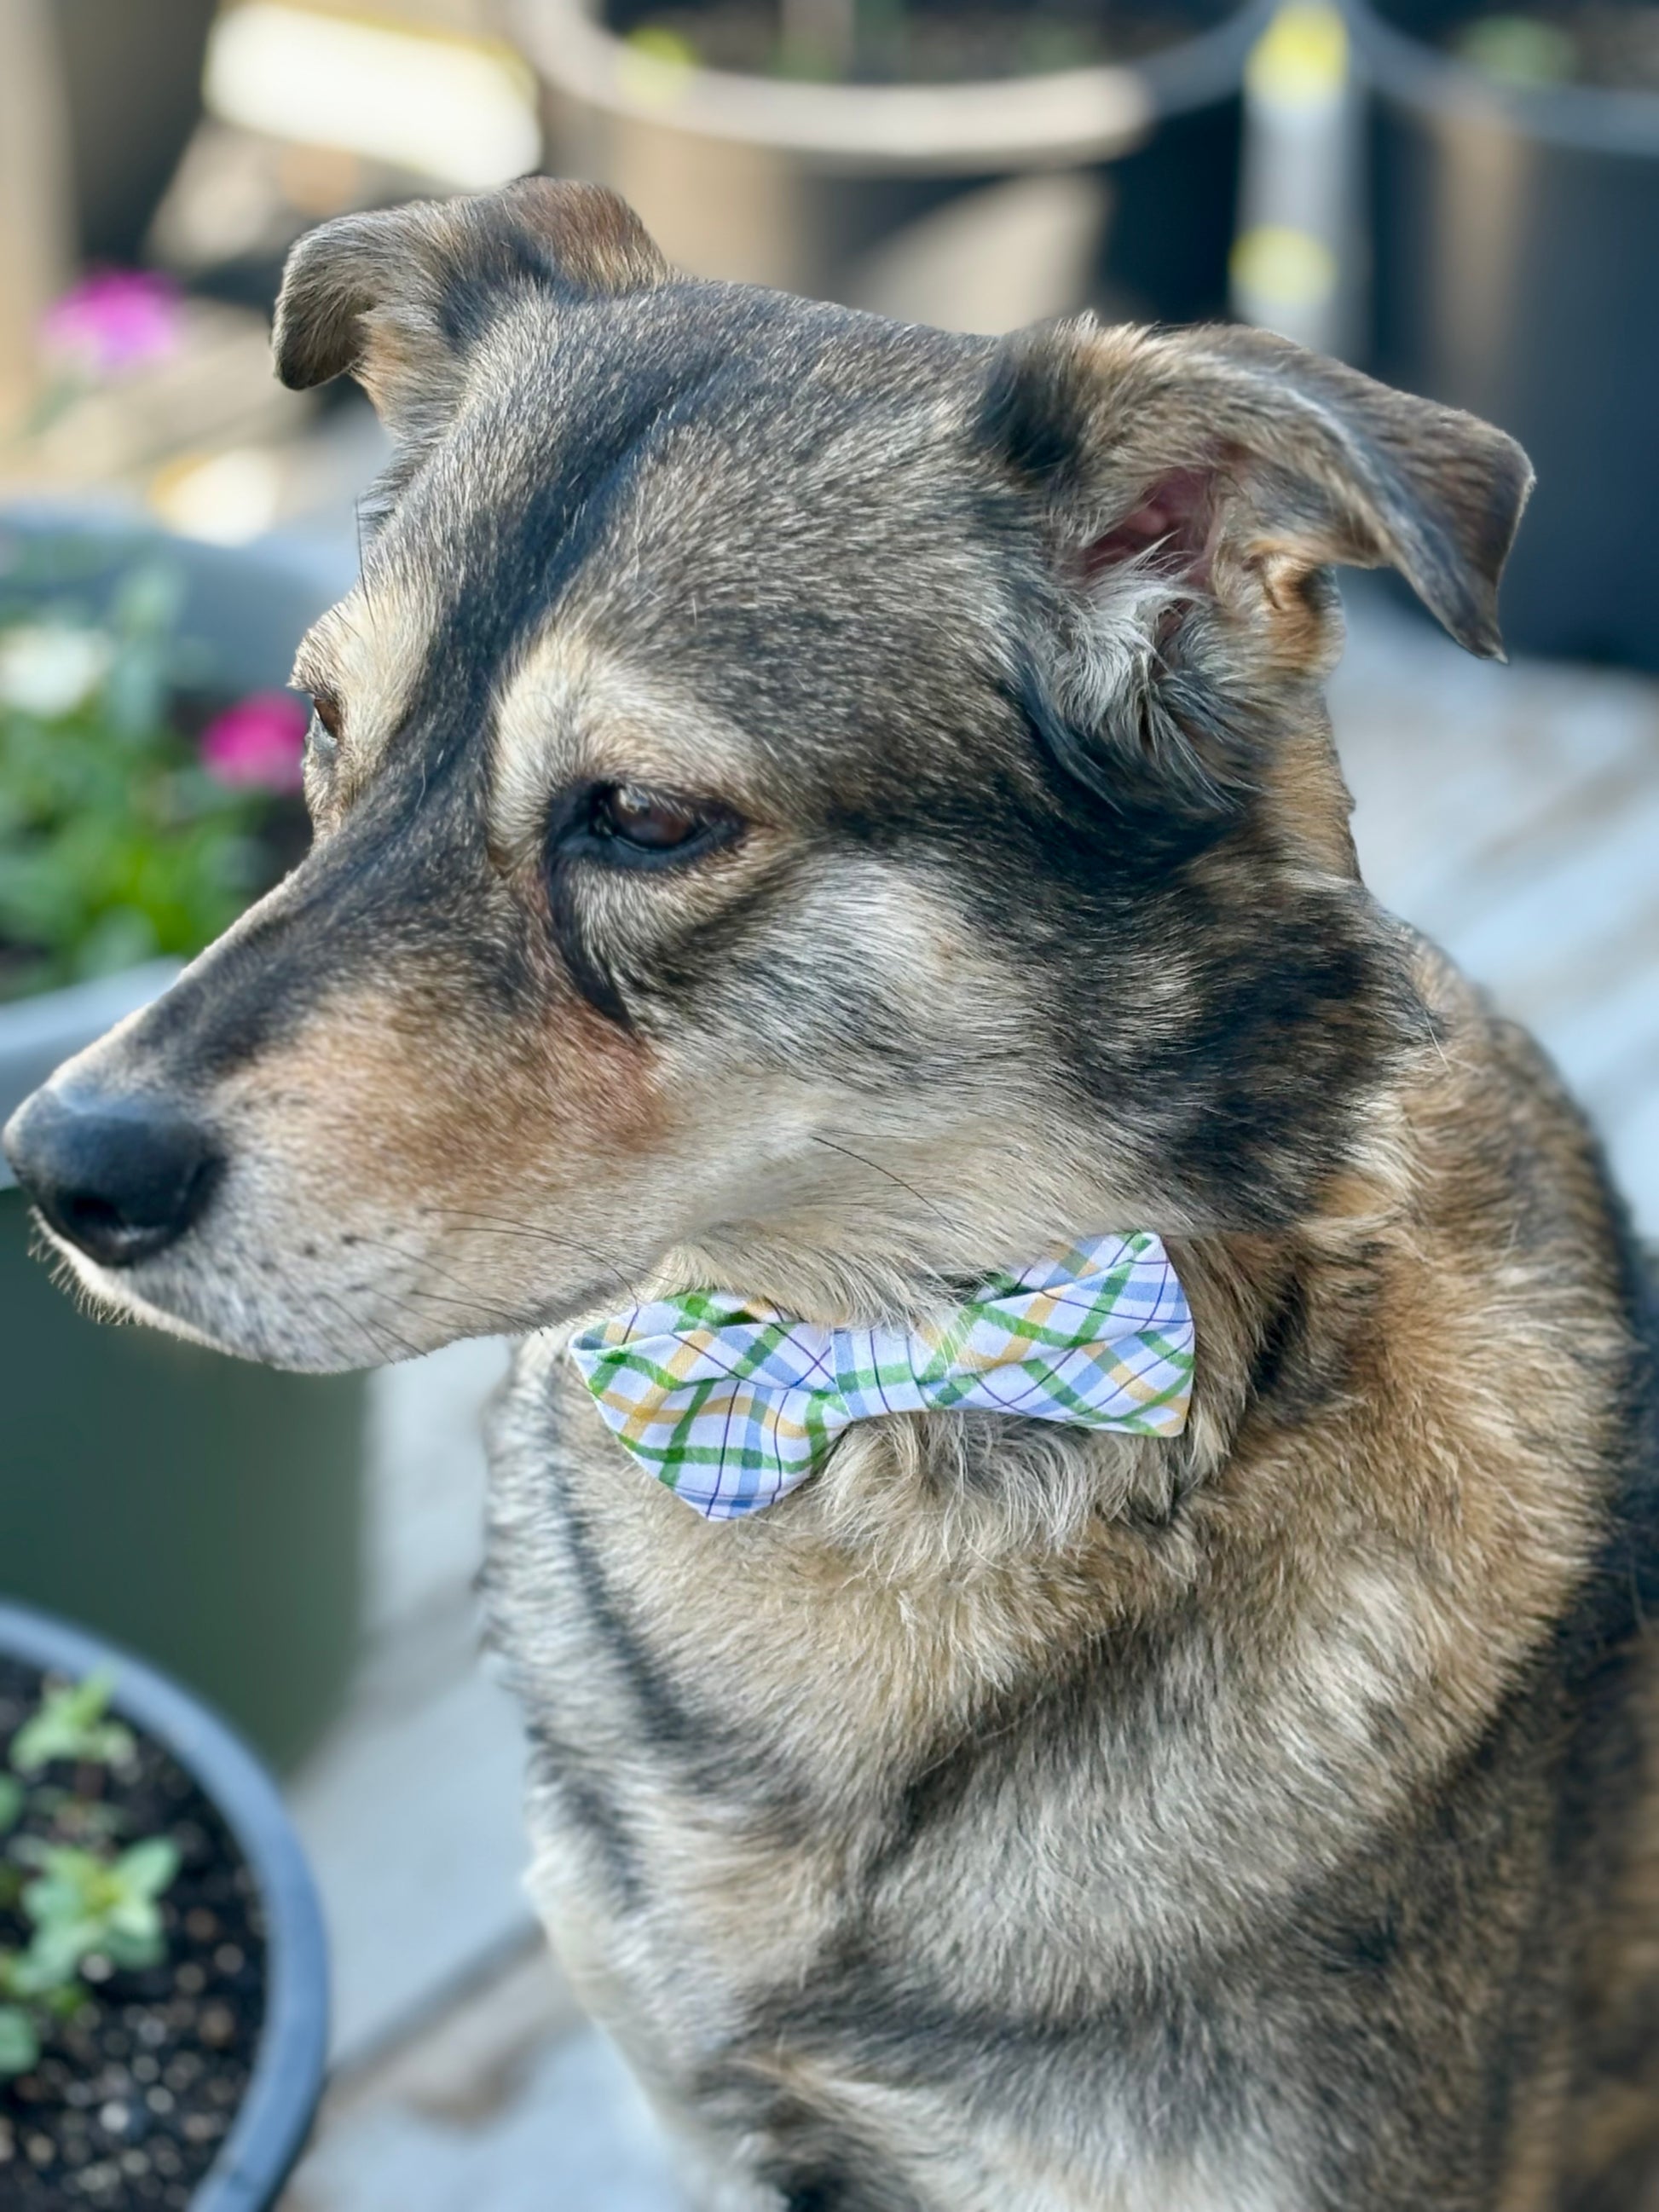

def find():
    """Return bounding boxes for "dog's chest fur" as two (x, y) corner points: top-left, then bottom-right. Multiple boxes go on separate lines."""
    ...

(484, 1348), (1314, 2212)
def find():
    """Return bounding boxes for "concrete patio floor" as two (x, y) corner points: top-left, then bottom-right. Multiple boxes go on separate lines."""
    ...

(275, 583), (1659, 2211)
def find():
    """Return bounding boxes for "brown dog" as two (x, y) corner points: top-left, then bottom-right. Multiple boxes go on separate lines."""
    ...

(7, 180), (1658, 2210)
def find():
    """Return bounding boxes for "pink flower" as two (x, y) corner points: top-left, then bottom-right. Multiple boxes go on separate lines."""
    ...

(41, 270), (183, 378)
(199, 693), (309, 794)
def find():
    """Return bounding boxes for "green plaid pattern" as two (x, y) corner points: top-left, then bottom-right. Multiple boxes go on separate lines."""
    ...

(569, 1232), (1194, 1520)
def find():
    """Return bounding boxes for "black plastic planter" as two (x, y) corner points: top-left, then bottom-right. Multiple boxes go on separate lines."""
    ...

(0, 1600), (329, 2212)
(517, 0), (1269, 330)
(1354, 0), (1659, 669)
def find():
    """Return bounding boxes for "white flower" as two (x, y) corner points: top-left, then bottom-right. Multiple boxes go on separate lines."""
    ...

(0, 624), (114, 718)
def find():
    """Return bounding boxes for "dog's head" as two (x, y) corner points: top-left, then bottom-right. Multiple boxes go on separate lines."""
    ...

(3, 181), (1529, 1371)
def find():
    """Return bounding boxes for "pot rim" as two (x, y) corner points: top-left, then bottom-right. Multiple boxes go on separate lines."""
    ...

(512, 0), (1268, 171)
(0, 1601), (329, 2212)
(1347, 0), (1659, 159)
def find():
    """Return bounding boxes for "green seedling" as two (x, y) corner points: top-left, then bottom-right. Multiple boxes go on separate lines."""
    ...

(0, 1672), (180, 2076)
(0, 2001), (37, 2076)
(9, 1671), (134, 1775)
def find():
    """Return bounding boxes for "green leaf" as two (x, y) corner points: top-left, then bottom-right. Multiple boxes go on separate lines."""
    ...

(0, 2003), (38, 2076)
(114, 1837), (180, 1902)
(107, 1891), (161, 1941)
(101, 1925), (164, 1972)
(13, 1831), (177, 1990)
(9, 1672), (132, 1774)
(0, 1775), (23, 1833)
(23, 1841), (106, 1903)
(20, 1848), (113, 1982)
(10, 1919), (91, 1996)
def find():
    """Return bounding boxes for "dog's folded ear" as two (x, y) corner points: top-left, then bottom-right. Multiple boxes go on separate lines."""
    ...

(272, 176), (667, 428)
(981, 319), (1534, 813)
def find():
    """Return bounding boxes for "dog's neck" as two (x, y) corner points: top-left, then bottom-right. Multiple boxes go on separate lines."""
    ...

(721, 1222), (1344, 1576)
(630, 1127), (1408, 1565)
(566, 946), (1594, 1736)
(515, 946), (1616, 1934)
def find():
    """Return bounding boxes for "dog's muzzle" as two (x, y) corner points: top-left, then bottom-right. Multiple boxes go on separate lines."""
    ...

(3, 1083), (222, 1267)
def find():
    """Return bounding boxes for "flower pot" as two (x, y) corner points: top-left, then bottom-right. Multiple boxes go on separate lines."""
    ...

(514, 0), (1269, 330)
(1352, 0), (1659, 669)
(0, 510), (364, 1771)
(0, 1598), (329, 2211)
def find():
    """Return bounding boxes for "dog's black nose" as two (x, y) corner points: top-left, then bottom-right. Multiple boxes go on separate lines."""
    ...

(3, 1087), (220, 1267)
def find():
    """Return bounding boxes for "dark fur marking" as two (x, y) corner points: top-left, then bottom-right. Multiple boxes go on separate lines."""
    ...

(552, 1486), (821, 1841)
(743, 2096), (926, 2212)
(978, 336), (1086, 493)
(524, 1717), (645, 1909)
(783, 2183), (850, 2212)
(1246, 1268), (1350, 1423)
(725, 1934), (1257, 2168)
(865, 1627), (1125, 1888)
(1017, 659), (1251, 837)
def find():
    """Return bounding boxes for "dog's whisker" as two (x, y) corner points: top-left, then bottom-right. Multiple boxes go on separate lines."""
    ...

(345, 1231), (525, 1317)
(425, 1211), (642, 1304)
(302, 1271), (420, 1367)
(309, 1286), (400, 1367)
(379, 1279), (526, 1334)
(338, 1224), (617, 1339)
(808, 1134), (957, 1231)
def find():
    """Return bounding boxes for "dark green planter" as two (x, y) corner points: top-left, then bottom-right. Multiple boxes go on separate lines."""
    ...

(0, 511), (365, 1770)
(0, 1187), (363, 1770)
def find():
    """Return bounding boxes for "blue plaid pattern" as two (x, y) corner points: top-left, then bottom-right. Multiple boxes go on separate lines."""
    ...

(569, 1232), (1195, 1520)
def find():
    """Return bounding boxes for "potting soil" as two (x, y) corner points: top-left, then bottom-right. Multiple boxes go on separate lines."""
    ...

(0, 1658), (265, 2209)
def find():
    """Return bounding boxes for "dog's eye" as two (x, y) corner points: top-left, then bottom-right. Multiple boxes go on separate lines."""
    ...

(598, 787), (703, 851)
(553, 783), (739, 870)
(306, 691), (342, 762)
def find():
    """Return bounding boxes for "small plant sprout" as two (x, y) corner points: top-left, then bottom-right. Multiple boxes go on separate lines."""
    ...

(0, 1673), (180, 2077)
(10, 1672), (134, 1775)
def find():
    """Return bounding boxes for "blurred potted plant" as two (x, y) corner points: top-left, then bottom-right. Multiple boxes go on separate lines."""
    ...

(0, 1600), (329, 2210)
(0, 509), (364, 1772)
(1352, 0), (1659, 669)
(515, 0), (1269, 331)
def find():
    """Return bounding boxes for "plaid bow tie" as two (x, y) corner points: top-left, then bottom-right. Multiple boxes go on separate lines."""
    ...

(569, 1232), (1194, 1521)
